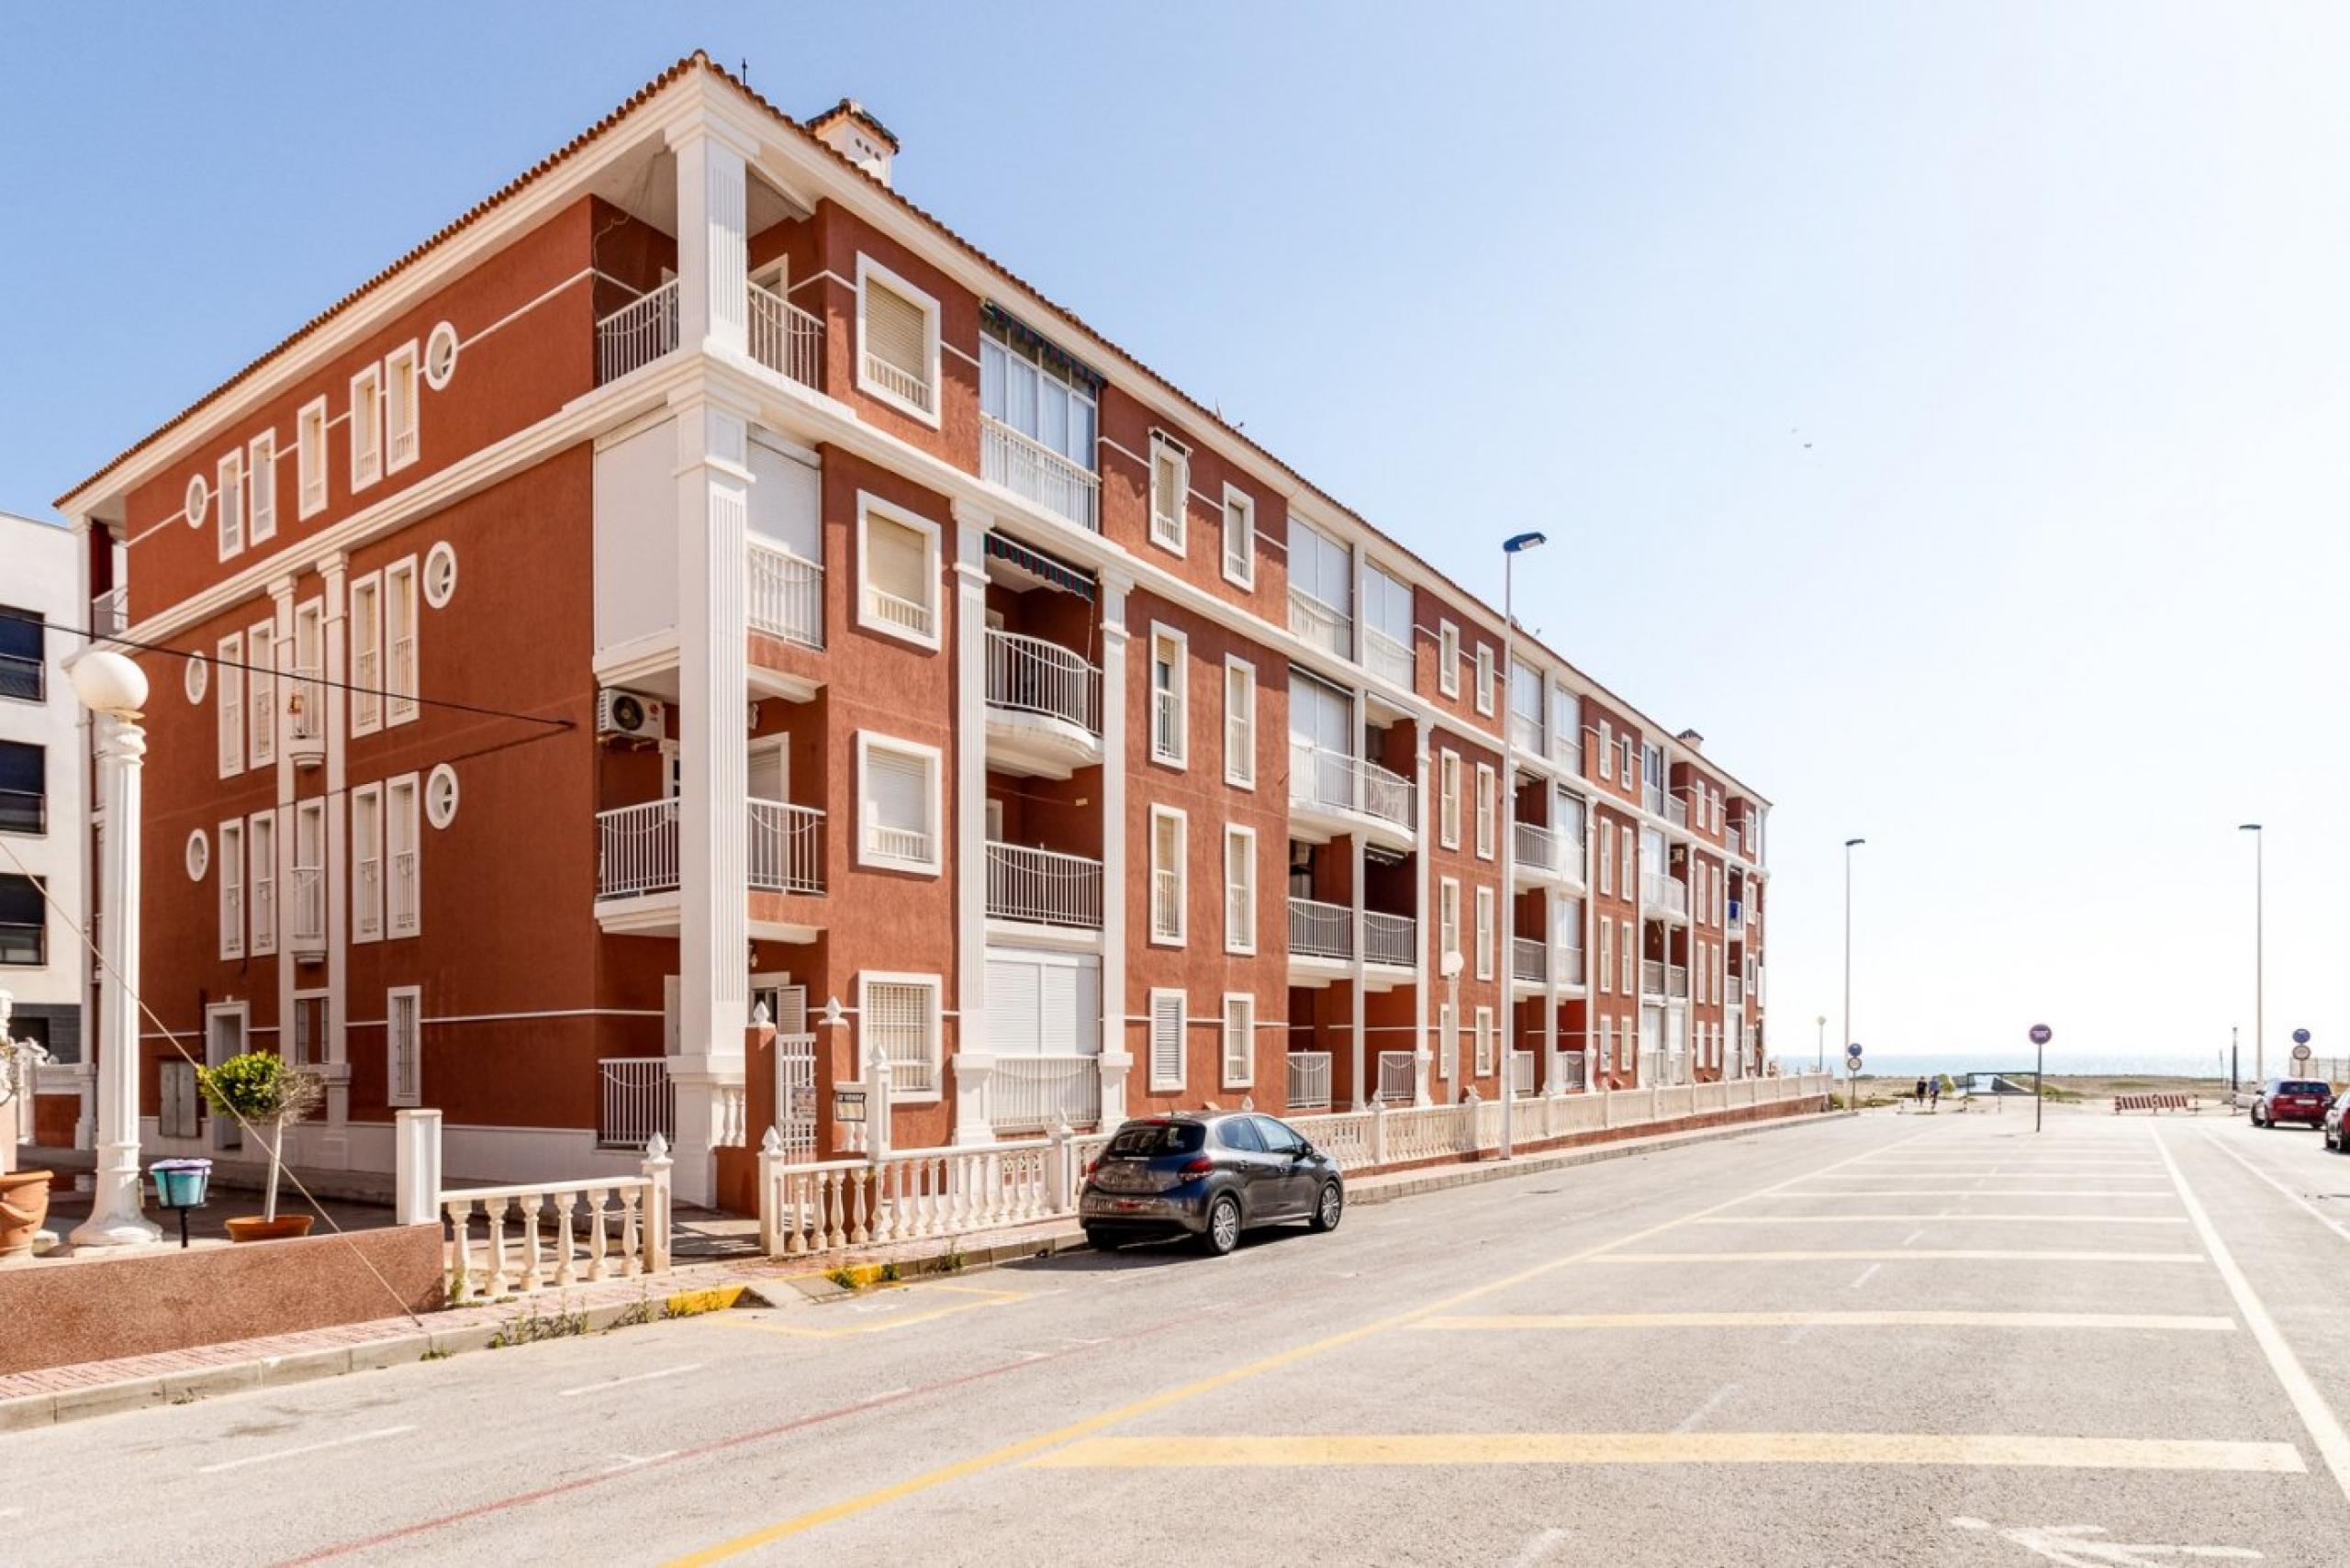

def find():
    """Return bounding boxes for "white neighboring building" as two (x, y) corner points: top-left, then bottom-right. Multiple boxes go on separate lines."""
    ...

(0, 511), (86, 1069)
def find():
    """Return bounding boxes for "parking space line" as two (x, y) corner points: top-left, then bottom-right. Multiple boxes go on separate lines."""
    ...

(1026, 1432), (2304, 1473)
(1593, 1249), (2204, 1264)
(718, 1287), (1026, 1338)
(1754, 1189), (2180, 1199)
(558, 1364), (703, 1398)
(197, 1425), (416, 1474)
(2198, 1130), (2350, 1249)
(1415, 1310), (2236, 1332)
(1693, 1215), (2187, 1226)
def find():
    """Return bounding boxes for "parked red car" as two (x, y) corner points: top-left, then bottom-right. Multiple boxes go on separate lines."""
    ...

(2252, 1078), (2333, 1129)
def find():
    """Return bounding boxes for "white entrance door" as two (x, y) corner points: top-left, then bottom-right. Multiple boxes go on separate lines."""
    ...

(206, 1005), (247, 1151)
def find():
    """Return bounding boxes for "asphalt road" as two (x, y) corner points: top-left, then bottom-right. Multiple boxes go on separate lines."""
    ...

(15, 1106), (2350, 1566)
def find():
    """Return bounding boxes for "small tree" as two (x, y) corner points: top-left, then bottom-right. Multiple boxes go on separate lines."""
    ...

(196, 1052), (323, 1223)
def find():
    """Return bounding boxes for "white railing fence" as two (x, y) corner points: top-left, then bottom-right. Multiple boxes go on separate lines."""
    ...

(1361, 625), (1413, 689)
(1287, 588), (1351, 658)
(990, 1056), (1102, 1135)
(1289, 896), (1353, 960)
(1287, 1051), (1332, 1111)
(1363, 910), (1416, 968)
(746, 538), (824, 650)
(1511, 1051), (1538, 1097)
(986, 628), (1101, 734)
(1289, 740), (1414, 830)
(981, 416), (1100, 531)
(746, 801), (825, 894)
(599, 1058), (675, 1149)
(1377, 1050), (1418, 1105)
(987, 841), (1104, 928)
(288, 866), (325, 955)
(597, 800), (679, 900)
(1514, 821), (1559, 873)
(598, 280), (679, 384)
(1511, 936), (1547, 984)
(745, 281), (825, 390)
(437, 1132), (673, 1302)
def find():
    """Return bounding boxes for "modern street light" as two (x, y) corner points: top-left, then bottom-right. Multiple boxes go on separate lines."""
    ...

(1815, 1014), (1827, 1074)
(1842, 838), (1865, 1083)
(67, 646), (162, 1246)
(2240, 823), (2263, 1089)
(1495, 530), (1546, 1160)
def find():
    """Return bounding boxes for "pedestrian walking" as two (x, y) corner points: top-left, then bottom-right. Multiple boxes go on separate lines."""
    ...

(1928, 1076), (1941, 1113)
(1915, 1075), (1929, 1109)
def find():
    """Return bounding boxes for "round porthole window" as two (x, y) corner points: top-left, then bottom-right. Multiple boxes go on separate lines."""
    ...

(185, 829), (210, 881)
(185, 473), (209, 528)
(425, 763), (460, 829)
(424, 321), (460, 390)
(422, 542), (457, 609)
(185, 654), (208, 703)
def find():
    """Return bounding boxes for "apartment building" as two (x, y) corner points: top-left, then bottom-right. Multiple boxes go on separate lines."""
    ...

(1, 512), (88, 1135)
(52, 56), (1770, 1210)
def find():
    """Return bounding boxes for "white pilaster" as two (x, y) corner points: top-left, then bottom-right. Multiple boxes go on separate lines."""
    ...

(666, 118), (754, 361)
(1348, 691), (1368, 1110)
(950, 504), (994, 1146)
(1097, 573), (1133, 1125)
(318, 556), (351, 1159)
(68, 701), (158, 1246)
(1411, 729), (1431, 1106)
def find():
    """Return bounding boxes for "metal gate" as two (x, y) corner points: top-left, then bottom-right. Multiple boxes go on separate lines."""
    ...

(774, 1032), (817, 1163)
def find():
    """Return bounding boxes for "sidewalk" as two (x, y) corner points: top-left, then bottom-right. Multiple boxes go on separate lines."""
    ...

(0, 1103), (1840, 1432)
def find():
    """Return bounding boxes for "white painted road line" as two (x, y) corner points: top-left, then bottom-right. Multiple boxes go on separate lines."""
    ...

(1673, 1383), (1739, 1432)
(2199, 1129), (2350, 1249)
(1416, 1310), (2238, 1332)
(1759, 1189), (2181, 1199)
(1595, 1249), (2206, 1264)
(1694, 1215), (2188, 1225)
(2156, 1131), (2350, 1506)
(196, 1425), (416, 1474)
(1850, 1263), (1882, 1290)
(558, 1364), (704, 1398)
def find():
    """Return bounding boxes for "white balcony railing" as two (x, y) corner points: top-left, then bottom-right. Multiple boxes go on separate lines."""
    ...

(1641, 958), (1666, 996)
(980, 416), (1099, 532)
(1641, 872), (1690, 917)
(286, 666), (325, 751)
(986, 629), (1100, 734)
(1667, 794), (1689, 829)
(597, 280), (679, 385)
(288, 866), (325, 956)
(991, 1056), (1102, 1134)
(1726, 899), (1746, 935)
(598, 800), (679, 899)
(1726, 976), (1745, 1007)
(1668, 964), (1690, 999)
(387, 635), (418, 725)
(1287, 588), (1351, 658)
(1289, 897), (1352, 961)
(1510, 1050), (1538, 1098)
(746, 538), (823, 650)
(745, 280), (824, 391)
(863, 585), (933, 642)
(1511, 936), (1547, 984)
(1287, 1051), (1333, 1111)
(1549, 734), (1582, 776)
(389, 851), (419, 935)
(986, 842), (1103, 929)
(1376, 1051), (1417, 1105)
(1554, 946), (1586, 987)
(1289, 741), (1414, 831)
(747, 801), (825, 894)
(863, 351), (935, 416)
(91, 586), (128, 637)
(1510, 713), (1543, 755)
(1514, 821), (1561, 874)
(221, 887), (243, 958)
(1361, 624), (1412, 689)
(599, 1058), (676, 1149)
(1364, 911), (1416, 968)
(866, 822), (933, 868)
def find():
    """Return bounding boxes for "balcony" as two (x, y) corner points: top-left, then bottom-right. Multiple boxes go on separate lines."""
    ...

(981, 416), (1099, 532)
(1511, 936), (1547, 986)
(747, 537), (823, 650)
(1288, 897), (1352, 963)
(745, 280), (824, 392)
(747, 801), (827, 893)
(1509, 713), (1543, 756)
(984, 629), (1102, 778)
(596, 797), (825, 905)
(1726, 975), (1745, 1008)
(288, 866), (325, 962)
(1287, 1051), (1333, 1112)
(599, 1058), (676, 1150)
(1726, 898), (1746, 937)
(1641, 871), (1690, 923)
(1288, 740), (1415, 850)
(596, 280), (678, 385)
(1287, 588), (1350, 659)
(1549, 734), (1582, 776)
(1641, 958), (1665, 997)
(1363, 911), (1416, 970)
(991, 1056), (1102, 1134)
(1512, 822), (1583, 887)
(1361, 625), (1412, 689)
(1376, 1050), (1417, 1104)
(91, 586), (128, 638)
(986, 842), (1103, 931)
(1554, 946), (1586, 988)
(1666, 794), (1689, 830)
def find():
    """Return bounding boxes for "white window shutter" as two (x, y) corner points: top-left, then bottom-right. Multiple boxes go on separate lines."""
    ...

(866, 515), (927, 605)
(1150, 991), (1185, 1089)
(865, 280), (926, 380)
(987, 958), (1042, 1056)
(867, 750), (927, 833)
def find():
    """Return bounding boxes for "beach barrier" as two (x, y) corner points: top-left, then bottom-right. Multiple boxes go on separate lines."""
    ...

(2112, 1092), (2197, 1114)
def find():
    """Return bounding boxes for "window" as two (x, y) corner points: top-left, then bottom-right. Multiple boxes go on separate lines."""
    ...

(352, 783), (383, 943)
(0, 742), (42, 834)
(1510, 661), (1543, 753)
(1148, 989), (1186, 1092)
(1598, 823), (1613, 895)
(863, 973), (943, 1099)
(856, 496), (941, 650)
(297, 398), (328, 518)
(248, 431), (277, 543)
(291, 992), (326, 1067)
(1599, 916), (1614, 993)
(386, 342), (420, 471)
(1438, 878), (1460, 968)
(1621, 736), (1636, 787)
(1221, 486), (1254, 588)
(1597, 720), (1614, 781)
(1148, 435), (1188, 554)
(217, 449), (244, 559)
(1150, 805), (1186, 945)
(983, 950), (1099, 1061)
(1475, 764), (1495, 859)
(1622, 826), (1636, 897)
(979, 314), (1099, 521)
(1438, 750), (1460, 848)
(856, 256), (941, 422)
(1438, 621), (1460, 698)
(0, 874), (40, 965)
(1149, 626), (1187, 766)
(349, 573), (382, 734)
(1475, 885), (1494, 980)
(1550, 686), (1581, 769)
(856, 734), (942, 873)
(216, 632), (244, 778)
(1438, 1000), (1458, 1081)
(350, 364), (383, 490)
(1222, 993), (1254, 1089)
(1360, 563), (1415, 688)
(386, 985), (421, 1108)
(292, 800), (325, 950)
(218, 818), (244, 959)
(1475, 1006), (1495, 1077)
(1224, 824), (1256, 955)
(1223, 657), (1256, 788)
(0, 608), (39, 703)
(247, 619), (274, 768)
(386, 773), (420, 937)
(249, 812), (276, 957)
(1475, 644), (1495, 717)
(384, 556), (420, 724)
(1620, 917), (1634, 994)
(1287, 519), (1352, 636)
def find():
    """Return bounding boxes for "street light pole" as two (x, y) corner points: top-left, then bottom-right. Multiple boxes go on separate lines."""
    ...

(2240, 824), (2263, 1089)
(1496, 531), (1546, 1161)
(1815, 1014), (1826, 1074)
(1841, 836), (1864, 1076)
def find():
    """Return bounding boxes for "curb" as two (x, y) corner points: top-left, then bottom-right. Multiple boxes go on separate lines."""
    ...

(1, 1098), (1836, 1432)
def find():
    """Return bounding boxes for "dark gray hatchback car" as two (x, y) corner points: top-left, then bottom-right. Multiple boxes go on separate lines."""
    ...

(1080, 1111), (1344, 1256)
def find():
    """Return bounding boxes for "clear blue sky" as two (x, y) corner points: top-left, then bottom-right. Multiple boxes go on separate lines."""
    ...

(6, 3), (2341, 1072)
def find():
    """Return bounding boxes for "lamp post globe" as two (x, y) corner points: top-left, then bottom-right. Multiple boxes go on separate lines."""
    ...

(65, 646), (147, 718)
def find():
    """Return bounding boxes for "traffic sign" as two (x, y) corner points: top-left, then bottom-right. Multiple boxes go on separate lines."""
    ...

(2293, 1045), (2312, 1065)
(2294, 1028), (2312, 1046)
(1845, 1043), (1863, 1061)
(2029, 1024), (2052, 1047)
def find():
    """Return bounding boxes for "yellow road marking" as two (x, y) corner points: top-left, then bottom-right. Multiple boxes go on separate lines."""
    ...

(1416, 1310), (2236, 1331)
(1595, 1249), (2204, 1264)
(1028, 1432), (2303, 1473)
(1693, 1215), (2187, 1225)
(658, 1128), (1929, 1563)
(718, 1286), (1026, 1338)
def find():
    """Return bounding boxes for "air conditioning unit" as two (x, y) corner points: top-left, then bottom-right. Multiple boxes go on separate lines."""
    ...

(596, 689), (667, 744)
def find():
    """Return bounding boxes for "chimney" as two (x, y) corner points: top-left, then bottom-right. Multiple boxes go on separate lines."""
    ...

(809, 98), (900, 187)
(1675, 728), (1705, 751)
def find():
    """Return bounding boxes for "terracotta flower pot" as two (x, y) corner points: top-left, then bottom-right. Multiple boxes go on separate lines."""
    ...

(0, 1169), (52, 1259)
(224, 1214), (315, 1244)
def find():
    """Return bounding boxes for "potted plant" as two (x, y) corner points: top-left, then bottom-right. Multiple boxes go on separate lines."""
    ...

(196, 1051), (323, 1242)
(0, 1012), (51, 1260)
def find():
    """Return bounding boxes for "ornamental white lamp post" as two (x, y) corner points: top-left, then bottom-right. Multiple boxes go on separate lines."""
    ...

(1496, 530), (1546, 1160)
(68, 647), (161, 1246)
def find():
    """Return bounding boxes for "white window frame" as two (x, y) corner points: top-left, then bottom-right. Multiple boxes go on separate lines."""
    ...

(385, 342), (420, 472)
(248, 810), (277, 958)
(1149, 803), (1187, 946)
(218, 818), (245, 959)
(1598, 823), (1614, 896)
(1220, 484), (1255, 588)
(1438, 621), (1460, 698)
(352, 782), (383, 944)
(1438, 877), (1460, 969)
(1148, 624), (1188, 767)
(1147, 433), (1189, 555)
(349, 364), (383, 491)
(386, 984), (422, 1108)
(1224, 823), (1256, 956)
(1599, 916), (1614, 994)
(1475, 885), (1494, 981)
(247, 430), (277, 543)
(1222, 655), (1256, 789)
(386, 772), (420, 938)
(349, 571), (382, 736)
(291, 989), (328, 1068)
(247, 619), (275, 768)
(1148, 987), (1187, 1092)
(855, 732), (944, 875)
(1475, 643), (1496, 718)
(1438, 749), (1461, 849)
(217, 448), (244, 561)
(1475, 1005), (1495, 1078)
(1620, 916), (1634, 995)
(860, 971), (945, 1103)
(1438, 999), (1459, 1081)
(854, 254), (943, 428)
(1221, 992), (1254, 1091)
(297, 397), (329, 519)
(383, 555), (420, 726)
(216, 632), (243, 778)
(1475, 763), (1496, 860)
(855, 491), (944, 652)
(1598, 720), (1614, 781)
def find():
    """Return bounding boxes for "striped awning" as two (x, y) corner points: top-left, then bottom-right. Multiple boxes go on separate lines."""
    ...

(983, 532), (1094, 600)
